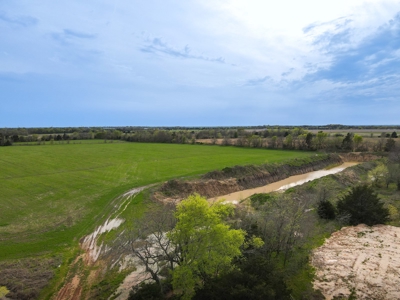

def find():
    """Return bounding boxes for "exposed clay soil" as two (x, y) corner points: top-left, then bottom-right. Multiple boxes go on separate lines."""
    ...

(54, 275), (82, 300)
(156, 154), (345, 203)
(209, 162), (358, 203)
(54, 186), (148, 300)
(312, 224), (400, 300)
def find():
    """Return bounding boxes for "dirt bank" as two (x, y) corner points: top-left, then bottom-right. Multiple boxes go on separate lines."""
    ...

(156, 154), (344, 202)
(209, 162), (358, 203)
(312, 224), (400, 300)
(339, 152), (381, 162)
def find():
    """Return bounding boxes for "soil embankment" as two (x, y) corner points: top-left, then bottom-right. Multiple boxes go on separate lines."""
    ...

(209, 162), (358, 203)
(339, 152), (380, 162)
(156, 154), (352, 202)
(312, 224), (400, 300)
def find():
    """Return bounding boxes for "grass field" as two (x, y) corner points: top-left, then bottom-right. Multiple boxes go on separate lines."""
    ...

(0, 142), (313, 260)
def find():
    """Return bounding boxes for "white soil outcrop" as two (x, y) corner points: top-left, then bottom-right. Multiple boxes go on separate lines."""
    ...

(312, 224), (400, 300)
(81, 186), (149, 263)
(81, 218), (124, 262)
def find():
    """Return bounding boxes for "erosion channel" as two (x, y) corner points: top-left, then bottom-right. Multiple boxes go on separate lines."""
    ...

(209, 162), (358, 204)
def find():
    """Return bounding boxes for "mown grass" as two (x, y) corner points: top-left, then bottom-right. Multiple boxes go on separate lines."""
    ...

(0, 142), (313, 260)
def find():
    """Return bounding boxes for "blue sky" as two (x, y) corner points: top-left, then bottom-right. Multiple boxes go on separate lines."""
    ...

(1, 0), (400, 127)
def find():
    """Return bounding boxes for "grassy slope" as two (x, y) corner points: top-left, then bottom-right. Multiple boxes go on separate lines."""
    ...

(0, 142), (312, 260)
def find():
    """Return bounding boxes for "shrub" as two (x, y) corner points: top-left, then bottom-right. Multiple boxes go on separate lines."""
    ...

(250, 193), (274, 206)
(317, 200), (336, 220)
(337, 185), (389, 226)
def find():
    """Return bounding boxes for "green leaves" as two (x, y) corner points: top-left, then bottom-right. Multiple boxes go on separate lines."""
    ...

(168, 194), (245, 299)
(337, 184), (389, 226)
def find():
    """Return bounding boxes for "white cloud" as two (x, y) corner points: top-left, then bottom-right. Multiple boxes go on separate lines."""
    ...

(1, 0), (400, 126)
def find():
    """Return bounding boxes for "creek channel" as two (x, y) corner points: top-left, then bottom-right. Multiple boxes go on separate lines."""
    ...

(209, 162), (358, 204)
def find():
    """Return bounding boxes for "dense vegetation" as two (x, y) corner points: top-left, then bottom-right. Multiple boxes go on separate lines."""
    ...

(337, 185), (389, 226)
(1, 125), (398, 153)
(128, 151), (400, 300)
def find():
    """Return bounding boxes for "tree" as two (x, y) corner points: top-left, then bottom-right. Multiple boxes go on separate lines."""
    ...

(315, 131), (328, 150)
(251, 194), (309, 265)
(305, 132), (313, 150)
(388, 146), (400, 190)
(391, 131), (398, 138)
(193, 253), (291, 300)
(353, 134), (363, 151)
(221, 136), (231, 146)
(284, 134), (293, 149)
(270, 136), (278, 149)
(385, 138), (396, 152)
(119, 203), (178, 295)
(168, 194), (245, 300)
(337, 185), (389, 226)
(317, 200), (336, 220)
(369, 162), (389, 188)
(342, 133), (354, 151)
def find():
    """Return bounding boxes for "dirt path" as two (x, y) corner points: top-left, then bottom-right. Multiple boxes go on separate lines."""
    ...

(312, 224), (400, 300)
(209, 162), (358, 203)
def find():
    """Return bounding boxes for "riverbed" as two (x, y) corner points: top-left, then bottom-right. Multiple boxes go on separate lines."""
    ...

(209, 162), (358, 203)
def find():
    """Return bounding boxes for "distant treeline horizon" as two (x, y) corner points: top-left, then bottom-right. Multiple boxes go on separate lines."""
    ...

(1, 124), (398, 153)
(1, 124), (400, 135)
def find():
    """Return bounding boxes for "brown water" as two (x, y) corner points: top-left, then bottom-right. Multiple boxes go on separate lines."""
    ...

(209, 162), (358, 204)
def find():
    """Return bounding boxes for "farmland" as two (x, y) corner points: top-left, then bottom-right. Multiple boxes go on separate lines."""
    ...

(0, 142), (314, 261)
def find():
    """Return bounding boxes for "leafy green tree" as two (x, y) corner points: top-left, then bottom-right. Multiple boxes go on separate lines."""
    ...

(284, 134), (293, 149)
(369, 163), (389, 188)
(193, 253), (291, 300)
(353, 134), (363, 151)
(168, 194), (245, 300)
(251, 194), (308, 265)
(391, 131), (398, 138)
(315, 131), (328, 150)
(337, 185), (389, 226)
(305, 132), (313, 149)
(270, 136), (278, 148)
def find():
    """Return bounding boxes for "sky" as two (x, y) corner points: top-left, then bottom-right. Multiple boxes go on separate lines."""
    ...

(1, 0), (400, 127)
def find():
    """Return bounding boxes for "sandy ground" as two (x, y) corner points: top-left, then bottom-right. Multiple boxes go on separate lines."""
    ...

(312, 224), (400, 300)
(113, 256), (151, 300)
(209, 162), (358, 204)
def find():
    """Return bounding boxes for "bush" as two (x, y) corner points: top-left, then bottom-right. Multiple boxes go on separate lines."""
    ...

(128, 282), (166, 300)
(337, 185), (389, 226)
(317, 200), (336, 219)
(250, 193), (274, 207)
(193, 254), (291, 300)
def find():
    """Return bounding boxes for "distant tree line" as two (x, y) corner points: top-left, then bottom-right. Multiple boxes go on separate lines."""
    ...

(2, 124), (400, 136)
(1, 126), (398, 152)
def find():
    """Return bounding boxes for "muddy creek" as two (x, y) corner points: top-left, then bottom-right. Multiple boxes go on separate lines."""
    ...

(209, 162), (358, 203)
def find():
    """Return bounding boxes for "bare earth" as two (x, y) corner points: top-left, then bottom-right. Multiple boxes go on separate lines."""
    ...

(209, 162), (358, 204)
(312, 224), (400, 300)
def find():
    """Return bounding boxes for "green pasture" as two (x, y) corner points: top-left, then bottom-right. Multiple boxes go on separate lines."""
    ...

(0, 142), (313, 260)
